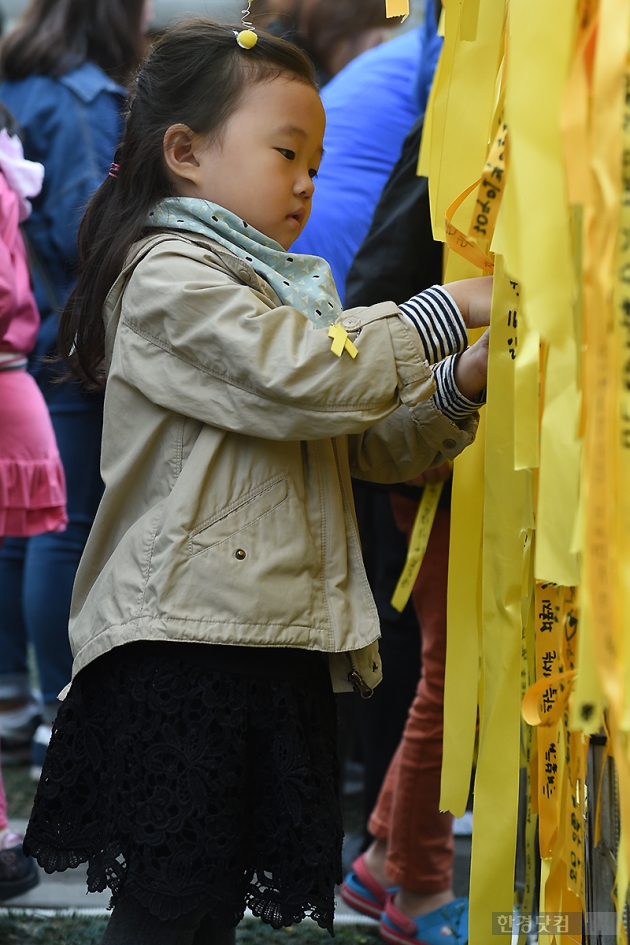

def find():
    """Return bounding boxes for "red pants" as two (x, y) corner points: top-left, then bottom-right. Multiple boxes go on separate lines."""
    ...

(368, 497), (453, 893)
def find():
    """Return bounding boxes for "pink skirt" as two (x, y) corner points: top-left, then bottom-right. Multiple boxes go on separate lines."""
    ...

(0, 369), (67, 538)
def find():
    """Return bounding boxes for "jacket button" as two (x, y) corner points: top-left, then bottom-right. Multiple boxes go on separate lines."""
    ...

(238, 268), (249, 280)
(443, 438), (457, 450)
(343, 317), (358, 329)
(235, 549), (247, 560)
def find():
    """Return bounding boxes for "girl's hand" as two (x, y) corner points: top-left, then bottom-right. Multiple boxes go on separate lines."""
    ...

(453, 329), (489, 400)
(443, 276), (493, 329)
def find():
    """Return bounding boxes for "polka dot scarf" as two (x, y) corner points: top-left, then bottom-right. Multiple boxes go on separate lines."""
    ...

(147, 197), (342, 327)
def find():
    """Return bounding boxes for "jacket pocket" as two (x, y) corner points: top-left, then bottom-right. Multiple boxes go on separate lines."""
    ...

(188, 478), (289, 557)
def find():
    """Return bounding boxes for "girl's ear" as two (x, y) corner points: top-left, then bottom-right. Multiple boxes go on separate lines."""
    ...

(163, 124), (202, 187)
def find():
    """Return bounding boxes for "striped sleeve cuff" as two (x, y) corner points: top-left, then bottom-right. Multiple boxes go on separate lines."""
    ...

(432, 355), (486, 422)
(398, 285), (468, 364)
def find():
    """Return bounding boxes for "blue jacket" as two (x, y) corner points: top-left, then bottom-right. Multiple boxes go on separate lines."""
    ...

(0, 62), (126, 364)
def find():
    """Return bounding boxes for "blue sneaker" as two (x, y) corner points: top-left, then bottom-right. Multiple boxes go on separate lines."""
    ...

(379, 894), (468, 945)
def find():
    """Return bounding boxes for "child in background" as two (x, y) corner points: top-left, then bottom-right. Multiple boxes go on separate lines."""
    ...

(0, 102), (67, 899)
(24, 22), (489, 944)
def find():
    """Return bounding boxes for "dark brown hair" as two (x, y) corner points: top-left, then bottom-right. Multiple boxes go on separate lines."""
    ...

(58, 19), (317, 387)
(0, 0), (146, 85)
(296, 0), (390, 72)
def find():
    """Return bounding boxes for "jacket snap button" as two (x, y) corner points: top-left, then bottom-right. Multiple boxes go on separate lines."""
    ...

(443, 438), (457, 450)
(235, 549), (247, 560)
(343, 317), (358, 329)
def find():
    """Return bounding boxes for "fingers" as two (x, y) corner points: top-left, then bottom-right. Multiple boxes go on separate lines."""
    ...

(474, 328), (490, 350)
(453, 337), (488, 398)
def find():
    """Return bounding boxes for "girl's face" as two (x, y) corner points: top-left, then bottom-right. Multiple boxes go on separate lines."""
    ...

(164, 75), (325, 250)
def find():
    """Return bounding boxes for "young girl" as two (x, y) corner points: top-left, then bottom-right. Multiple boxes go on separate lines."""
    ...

(24, 20), (490, 945)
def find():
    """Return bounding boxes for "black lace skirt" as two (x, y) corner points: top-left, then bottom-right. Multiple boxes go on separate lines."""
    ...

(24, 641), (343, 933)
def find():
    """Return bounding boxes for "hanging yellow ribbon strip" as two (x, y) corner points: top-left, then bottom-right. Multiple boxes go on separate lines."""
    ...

(468, 118), (508, 243)
(445, 180), (495, 273)
(390, 482), (444, 613)
(438, 1), (509, 827)
(522, 670), (577, 728)
(469, 261), (531, 945)
(385, 0), (409, 17)
(441, 405), (485, 817)
(443, 110), (508, 275)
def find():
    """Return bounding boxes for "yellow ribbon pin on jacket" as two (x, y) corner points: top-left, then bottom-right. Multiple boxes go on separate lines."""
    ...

(328, 325), (358, 359)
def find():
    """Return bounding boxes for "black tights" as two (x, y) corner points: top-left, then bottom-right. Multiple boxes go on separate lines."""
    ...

(101, 897), (237, 945)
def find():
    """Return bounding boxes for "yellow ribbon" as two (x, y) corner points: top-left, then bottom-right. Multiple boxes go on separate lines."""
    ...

(390, 483), (444, 613)
(443, 114), (509, 274)
(385, 0), (409, 16)
(418, 0), (507, 244)
(468, 118), (508, 244)
(469, 260), (531, 945)
(445, 180), (495, 273)
(522, 671), (577, 728)
(328, 325), (358, 359)
(441, 404), (485, 817)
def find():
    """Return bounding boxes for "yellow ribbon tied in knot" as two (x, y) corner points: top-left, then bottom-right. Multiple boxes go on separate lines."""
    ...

(328, 325), (358, 359)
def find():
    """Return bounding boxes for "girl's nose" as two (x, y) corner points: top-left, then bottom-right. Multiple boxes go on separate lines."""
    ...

(296, 173), (315, 199)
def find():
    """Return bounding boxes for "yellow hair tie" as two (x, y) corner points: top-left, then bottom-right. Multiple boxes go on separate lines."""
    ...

(236, 29), (258, 49)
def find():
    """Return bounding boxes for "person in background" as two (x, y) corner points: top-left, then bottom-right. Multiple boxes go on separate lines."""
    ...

(0, 0), (151, 778)
(292, 20), (440, 298)
(263, 0), (395, 85)
(0, 100), (66, 900)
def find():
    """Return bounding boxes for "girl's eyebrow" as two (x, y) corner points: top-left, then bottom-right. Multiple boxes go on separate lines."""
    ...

(275, 123), (324, 156)
(276, 123), (308, 138)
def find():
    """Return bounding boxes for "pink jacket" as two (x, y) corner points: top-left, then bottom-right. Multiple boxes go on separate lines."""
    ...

(0, 171), (39, 356)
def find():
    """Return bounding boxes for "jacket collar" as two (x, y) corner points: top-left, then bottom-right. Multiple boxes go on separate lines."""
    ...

(136, 231), (278, 300)
(59, 62), (127, 104)
(147, 198), (343, 328)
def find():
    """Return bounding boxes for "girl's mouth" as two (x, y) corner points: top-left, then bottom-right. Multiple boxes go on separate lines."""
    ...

(287, 209), (305, 226)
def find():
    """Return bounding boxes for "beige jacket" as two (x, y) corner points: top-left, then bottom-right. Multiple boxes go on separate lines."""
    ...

(67, 232), (478, 695)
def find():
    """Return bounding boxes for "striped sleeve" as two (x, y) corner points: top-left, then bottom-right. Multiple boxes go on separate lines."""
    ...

(398, 285), (468, 364)
(432, 355), (486, 422)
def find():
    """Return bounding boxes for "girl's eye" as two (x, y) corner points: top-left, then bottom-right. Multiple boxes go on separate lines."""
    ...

(277, 148), (296, 160)
(309, 168), (318, 180)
